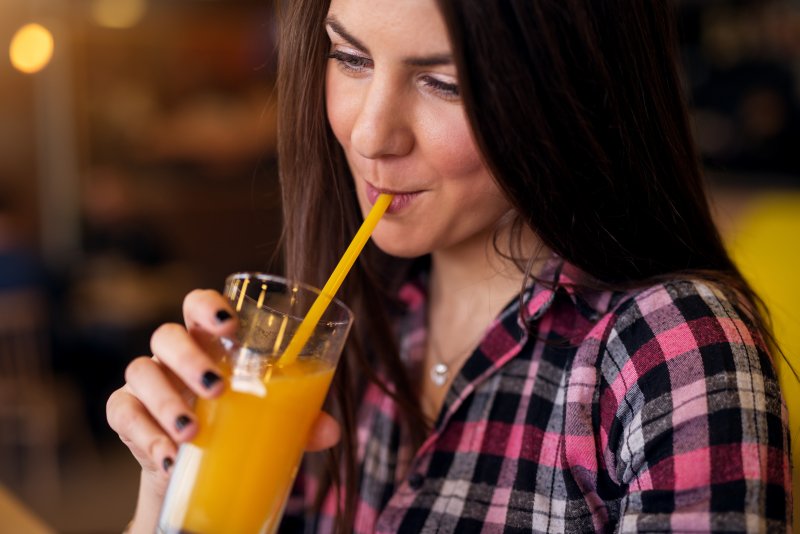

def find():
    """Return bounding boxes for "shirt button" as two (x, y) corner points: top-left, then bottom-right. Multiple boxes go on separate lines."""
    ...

(408, 472), (424, 490)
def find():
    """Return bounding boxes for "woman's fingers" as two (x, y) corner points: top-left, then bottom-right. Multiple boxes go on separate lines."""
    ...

(125, 356), (199, 442)
(144, 289), (237, 400)
(182, 289), (238, 337)
(306, 411), (341, 452)
(150, 323), (224, 399)
(107, 386), (179, 481)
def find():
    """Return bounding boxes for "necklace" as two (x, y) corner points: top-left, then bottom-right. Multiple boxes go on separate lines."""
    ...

(430, 361), (450, 387)
(427, 336), (478, 387)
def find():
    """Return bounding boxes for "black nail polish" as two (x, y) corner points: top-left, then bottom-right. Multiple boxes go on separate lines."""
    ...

(175, 414), (192, 432)
(163, 457), (174, 473)
(202, 370), (222, 389)
(215, 309), (232, 323)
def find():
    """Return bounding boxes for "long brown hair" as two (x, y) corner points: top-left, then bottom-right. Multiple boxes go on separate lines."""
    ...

(277, 2), (427, 529)
(276, 0), (774, 531)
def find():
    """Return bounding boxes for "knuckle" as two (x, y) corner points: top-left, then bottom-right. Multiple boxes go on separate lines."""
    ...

(184, 289), (214, 311)
(200, 288), (220, 299)
(124, 356), (153, 384)
(150, 323), (184, 352)
(150, 323), (186, 356)
(105, 390), (122, 427)
(108, 396), (139, 434)
(185, 288), (208, 302)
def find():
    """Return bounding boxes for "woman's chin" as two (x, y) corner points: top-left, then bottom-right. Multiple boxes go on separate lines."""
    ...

(370, 232), (430, 259)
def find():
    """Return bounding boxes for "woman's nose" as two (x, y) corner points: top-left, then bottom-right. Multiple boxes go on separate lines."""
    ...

(350, 78), (414, 159)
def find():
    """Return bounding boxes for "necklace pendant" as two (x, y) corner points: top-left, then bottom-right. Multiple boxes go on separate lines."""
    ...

(430, 363), (449, 386)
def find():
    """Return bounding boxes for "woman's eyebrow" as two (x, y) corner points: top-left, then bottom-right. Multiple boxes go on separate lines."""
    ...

(325, 15), (453, 67)
(325, 16), (370, 54)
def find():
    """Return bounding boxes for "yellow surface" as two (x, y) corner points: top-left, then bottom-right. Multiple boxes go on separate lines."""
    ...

(278, 193), (392, 367)
(726, 192), (800, 526)
(0, 484), (55, 534)
(165, 359), (334, 534)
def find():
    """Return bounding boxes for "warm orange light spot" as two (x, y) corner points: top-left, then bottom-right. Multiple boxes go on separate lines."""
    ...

(9, 23), (54, 74)
(91, 0), (147, 29)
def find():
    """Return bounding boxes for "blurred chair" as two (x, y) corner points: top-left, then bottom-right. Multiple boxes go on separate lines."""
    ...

(0, 289), (60, 501)
(725, 191), (800, 529)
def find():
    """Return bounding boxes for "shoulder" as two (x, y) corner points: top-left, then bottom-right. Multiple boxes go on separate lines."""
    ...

(584, 281), (791, 528)
(591, 277), (784, 451)
(588, 278), (783, 441)
(612, 277), (756, 340)
(566, 277), (775, 412)
(598, 278), (770, 379)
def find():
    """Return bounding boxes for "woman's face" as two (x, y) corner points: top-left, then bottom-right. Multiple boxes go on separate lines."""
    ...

(325, 0), (512, 258)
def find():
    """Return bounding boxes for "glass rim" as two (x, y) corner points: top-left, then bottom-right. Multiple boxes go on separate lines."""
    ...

(224, 272), (354, 326)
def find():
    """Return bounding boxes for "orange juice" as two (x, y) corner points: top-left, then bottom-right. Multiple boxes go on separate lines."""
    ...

(160, 358), (334, 534)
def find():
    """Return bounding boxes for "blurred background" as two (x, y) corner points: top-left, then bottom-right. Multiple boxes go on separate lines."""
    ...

(0, 0), (798, 532)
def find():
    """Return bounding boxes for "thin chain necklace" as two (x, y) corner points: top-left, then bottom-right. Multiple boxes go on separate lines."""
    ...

(429, 358), (450, 387)
(427, 335), (479, 387)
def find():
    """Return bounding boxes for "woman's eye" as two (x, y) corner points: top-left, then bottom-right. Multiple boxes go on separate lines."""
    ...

(420, 76), (460, 101)
(328, 50), (373, 73)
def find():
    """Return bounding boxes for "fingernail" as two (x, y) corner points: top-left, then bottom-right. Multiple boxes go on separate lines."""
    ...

(202, 370), (222, 390)
(215, 309), (232, 323)
(163, 457), (174, 473)
(175, 414), (192, 432)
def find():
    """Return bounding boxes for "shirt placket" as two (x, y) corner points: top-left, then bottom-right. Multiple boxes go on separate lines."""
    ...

(375, 276), (559, 532)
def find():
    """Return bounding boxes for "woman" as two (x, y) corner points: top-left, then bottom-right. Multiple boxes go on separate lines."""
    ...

(107, 0), (791, 532)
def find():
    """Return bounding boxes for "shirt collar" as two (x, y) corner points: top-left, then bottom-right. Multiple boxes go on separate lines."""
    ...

(513, 254), (614, 328)
(542, 257), (616, 321)
(397, 254), (614, 324)
(394, 255), (617, 453)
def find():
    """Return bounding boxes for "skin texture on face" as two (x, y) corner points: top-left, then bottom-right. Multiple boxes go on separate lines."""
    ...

(325, 0), (512, 259)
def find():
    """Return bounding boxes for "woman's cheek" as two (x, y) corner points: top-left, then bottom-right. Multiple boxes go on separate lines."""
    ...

(325, 69), (355, 148)
(419, 108), (484, 177)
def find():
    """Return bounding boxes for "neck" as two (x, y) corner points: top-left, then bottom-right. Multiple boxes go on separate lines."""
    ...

(428, 221), (544, 334)
(419, 221), (545, 418)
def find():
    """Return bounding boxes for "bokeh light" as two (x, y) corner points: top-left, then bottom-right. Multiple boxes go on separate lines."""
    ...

(9, 23), (55, 74)
(91, 0), (147, 29)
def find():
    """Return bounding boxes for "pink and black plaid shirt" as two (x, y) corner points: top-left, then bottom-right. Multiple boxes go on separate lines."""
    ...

(286, 259), (791, 533)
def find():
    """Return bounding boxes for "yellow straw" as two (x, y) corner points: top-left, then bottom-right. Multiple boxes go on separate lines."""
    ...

(276, 193), (393, 368)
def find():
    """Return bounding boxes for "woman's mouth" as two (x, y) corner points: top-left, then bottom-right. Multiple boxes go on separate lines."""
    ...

(365, 181), (423, 214)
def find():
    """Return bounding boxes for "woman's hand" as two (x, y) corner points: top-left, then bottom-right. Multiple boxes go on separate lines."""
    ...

(106, 289), (341, 533)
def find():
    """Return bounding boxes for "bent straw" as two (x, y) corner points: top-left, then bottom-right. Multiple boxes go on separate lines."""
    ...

(276, 193), (394, 368)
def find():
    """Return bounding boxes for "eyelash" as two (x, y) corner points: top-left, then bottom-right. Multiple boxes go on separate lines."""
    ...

(328, 50), (372, 73)
(420, 76), (460, 100)
(328, 50), (460, 101)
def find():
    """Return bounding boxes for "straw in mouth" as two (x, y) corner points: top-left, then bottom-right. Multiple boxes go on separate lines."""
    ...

(274, 193), (394, 369)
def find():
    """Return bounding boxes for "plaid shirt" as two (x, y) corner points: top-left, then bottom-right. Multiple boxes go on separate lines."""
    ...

(287, 259), (791, 533)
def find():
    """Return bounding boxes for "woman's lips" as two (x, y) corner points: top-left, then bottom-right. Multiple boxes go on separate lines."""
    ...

(365, 181), (423, 214)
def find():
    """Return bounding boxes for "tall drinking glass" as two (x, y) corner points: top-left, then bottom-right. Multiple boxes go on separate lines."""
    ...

(158, 273), (353, 534)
